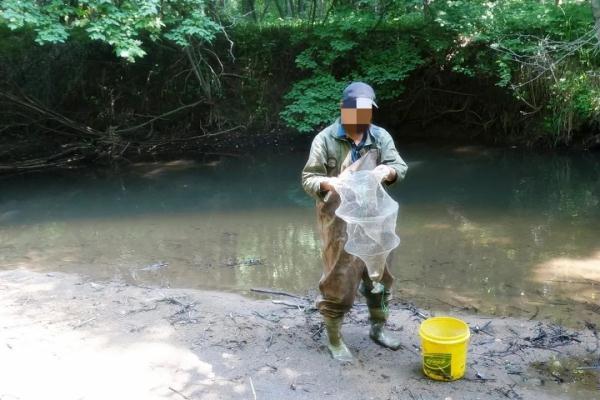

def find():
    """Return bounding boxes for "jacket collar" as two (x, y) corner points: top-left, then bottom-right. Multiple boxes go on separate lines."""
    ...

(330, 118), (374, 146)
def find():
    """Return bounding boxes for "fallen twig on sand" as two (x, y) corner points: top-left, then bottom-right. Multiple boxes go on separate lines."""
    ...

(265, 332), (274, 352)
(157, 297), (198, 325)
(400, 302), (428, 320)
(471, 320), (493, 335)
(484, 323), (582, 362)
(248, 376), (257, 400)
(122, 303), (158, 315)
(157, 296), (187, 307)
(465, 376), (497, 382)
(309, 322), (325, 340)
(525, 325), (581, 349)
(484, 339), (528, 359)
(272, 299), (304, 310)
(168, 386), (191, 400)
(253, 311), (280, 323)
(528, 306), (539, 321)
(73, 317), (96, 329)
(494, 383), (522, 399)
(402, 387), (420, 400)
(250, 288), (306, 300)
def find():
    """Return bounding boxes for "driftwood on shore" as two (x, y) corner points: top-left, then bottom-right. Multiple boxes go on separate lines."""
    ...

(250, 288), (307, 301)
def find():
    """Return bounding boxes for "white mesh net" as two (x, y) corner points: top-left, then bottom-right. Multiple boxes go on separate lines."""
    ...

(332, 160), (400, 284)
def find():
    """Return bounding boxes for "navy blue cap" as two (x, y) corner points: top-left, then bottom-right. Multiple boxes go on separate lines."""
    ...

(342, 82), (378, 108)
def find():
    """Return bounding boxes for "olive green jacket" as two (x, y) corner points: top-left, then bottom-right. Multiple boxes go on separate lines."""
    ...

(302, 119), (408, 201)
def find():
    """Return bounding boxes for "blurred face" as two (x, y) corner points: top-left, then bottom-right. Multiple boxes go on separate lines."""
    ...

(340, 98), (372, 135)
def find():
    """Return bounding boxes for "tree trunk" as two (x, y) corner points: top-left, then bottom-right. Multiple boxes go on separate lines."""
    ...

(273, 0), (285, 18)
(243, 0), (258, 21)
(309, 0), (317, 24)
(423, 0), (432, 22)
(260, 0), (271, 21)
(593, 0), (600, 44)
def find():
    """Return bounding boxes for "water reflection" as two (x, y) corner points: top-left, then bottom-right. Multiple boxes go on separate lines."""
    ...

(0, 146), (598, 326)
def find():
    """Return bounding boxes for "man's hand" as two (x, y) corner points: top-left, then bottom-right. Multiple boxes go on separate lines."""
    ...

(320, 178), (337, 193)
(373, 165), (396, 182)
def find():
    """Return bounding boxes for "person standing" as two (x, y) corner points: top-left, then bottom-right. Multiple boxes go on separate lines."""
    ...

(301, 82), (408, 362)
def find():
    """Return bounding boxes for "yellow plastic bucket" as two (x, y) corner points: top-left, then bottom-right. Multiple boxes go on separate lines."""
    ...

(419, 316), (470, 381)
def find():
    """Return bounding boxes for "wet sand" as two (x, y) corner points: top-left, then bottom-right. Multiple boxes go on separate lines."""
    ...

(1, 269), (598, 400)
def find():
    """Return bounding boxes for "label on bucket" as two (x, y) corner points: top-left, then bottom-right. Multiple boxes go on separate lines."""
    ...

(423, 353), (452, 380)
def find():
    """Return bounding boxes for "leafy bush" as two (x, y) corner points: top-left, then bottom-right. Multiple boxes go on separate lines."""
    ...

(279, 0), (599, 144)
(0, 0), (221, 61)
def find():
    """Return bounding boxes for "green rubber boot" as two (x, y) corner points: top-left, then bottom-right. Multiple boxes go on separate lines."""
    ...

(323, 316), (354, 362)
(368, 308), (402, 350)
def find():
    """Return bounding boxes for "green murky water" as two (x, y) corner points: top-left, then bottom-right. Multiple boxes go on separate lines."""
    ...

(1, 145), (599, 326)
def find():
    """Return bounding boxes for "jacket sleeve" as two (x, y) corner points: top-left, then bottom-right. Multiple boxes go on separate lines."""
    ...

(301, 133), (329, 201)
(379, 129), (408, 185)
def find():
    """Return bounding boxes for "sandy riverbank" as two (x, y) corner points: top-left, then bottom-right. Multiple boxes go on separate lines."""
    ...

(0, 269), (598, 400)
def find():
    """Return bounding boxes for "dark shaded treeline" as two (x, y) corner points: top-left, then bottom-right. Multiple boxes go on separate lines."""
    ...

(0, 22), (598, 173)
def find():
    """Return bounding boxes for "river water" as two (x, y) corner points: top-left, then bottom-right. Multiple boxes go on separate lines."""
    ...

(1, 145), (599, 326)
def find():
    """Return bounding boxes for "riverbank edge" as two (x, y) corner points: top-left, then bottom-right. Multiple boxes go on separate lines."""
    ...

(2, 125), (599, 177)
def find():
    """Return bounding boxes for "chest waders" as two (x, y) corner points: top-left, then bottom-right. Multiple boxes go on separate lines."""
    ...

(315, 150), (402, 361)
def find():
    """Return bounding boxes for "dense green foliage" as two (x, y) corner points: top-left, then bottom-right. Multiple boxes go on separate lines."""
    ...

(277, 1), (599, 142)
(0, 0), (221, 61)
(279, 13), (426, 132)
(0, 0), (599, 170)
